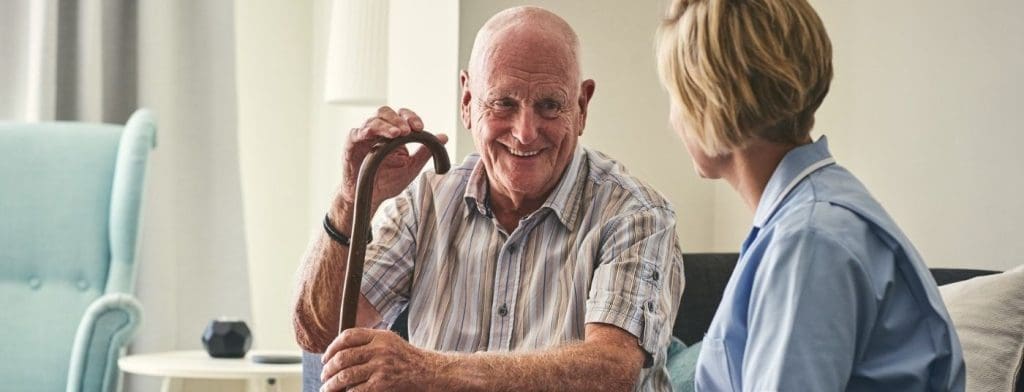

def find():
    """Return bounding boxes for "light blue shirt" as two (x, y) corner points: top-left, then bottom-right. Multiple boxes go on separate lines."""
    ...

(694, 136), (965, 391)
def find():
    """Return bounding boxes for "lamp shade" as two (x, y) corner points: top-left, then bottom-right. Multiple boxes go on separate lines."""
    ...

(324, 0), (389, 105)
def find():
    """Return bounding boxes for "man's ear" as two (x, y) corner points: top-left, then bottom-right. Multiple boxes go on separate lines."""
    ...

(460, 70), (472, 130)
(577, 79), (596, 135)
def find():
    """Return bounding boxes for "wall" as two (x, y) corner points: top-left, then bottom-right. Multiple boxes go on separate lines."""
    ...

(713, 0), (1024, 270)
(457, 0), (717, 251)
(388, 0), (461, 160)
(308, 0), (351, 226)
(129, 2), (255, 391)
(307, 0), (461, 224)
(235, 0), (313, 352)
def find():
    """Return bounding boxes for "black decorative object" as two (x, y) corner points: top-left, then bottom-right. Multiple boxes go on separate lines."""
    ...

(202, 318), (252, 358)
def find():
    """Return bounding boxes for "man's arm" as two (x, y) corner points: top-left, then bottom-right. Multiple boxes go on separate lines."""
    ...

(319, 323), (645, 392)
(292, 106), (448, 353)
(434, 323), (646, 391)
(318, 206), (683, 391)
(292, 197), (383, 353)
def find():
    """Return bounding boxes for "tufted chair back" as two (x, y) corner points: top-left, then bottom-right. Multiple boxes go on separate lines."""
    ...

(0, 109), (156, 392)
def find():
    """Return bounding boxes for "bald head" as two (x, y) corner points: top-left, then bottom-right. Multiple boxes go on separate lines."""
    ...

(467, 6), (582, 84)
(457, 7), (596, 211)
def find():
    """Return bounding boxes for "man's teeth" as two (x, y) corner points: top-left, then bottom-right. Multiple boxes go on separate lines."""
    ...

(508, 147), (541, 157)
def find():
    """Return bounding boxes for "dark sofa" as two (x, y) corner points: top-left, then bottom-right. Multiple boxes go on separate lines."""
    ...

(673, 253), (999, 346)
(673, 253), (1021, 392)
(301, 253), (1005, 391)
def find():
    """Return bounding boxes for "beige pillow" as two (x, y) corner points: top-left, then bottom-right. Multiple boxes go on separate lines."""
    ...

(939, 265), (1024, 392)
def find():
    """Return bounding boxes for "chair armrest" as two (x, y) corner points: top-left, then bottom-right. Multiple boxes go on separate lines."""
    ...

(65, 293), (143, 392)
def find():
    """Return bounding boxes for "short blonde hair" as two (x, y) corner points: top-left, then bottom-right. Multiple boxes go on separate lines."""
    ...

(656, 0), (833, 156)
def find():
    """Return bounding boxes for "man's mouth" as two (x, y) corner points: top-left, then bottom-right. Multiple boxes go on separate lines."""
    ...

(506, 146), (542, 157)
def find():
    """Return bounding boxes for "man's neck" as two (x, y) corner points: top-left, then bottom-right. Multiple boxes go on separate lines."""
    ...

(489, 186), (550, 232)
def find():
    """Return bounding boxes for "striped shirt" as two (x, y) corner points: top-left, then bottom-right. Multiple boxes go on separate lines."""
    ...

(362, 146), (685, 391)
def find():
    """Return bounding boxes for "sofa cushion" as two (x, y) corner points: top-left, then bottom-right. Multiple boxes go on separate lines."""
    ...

(930, 268), (999, 286)
(666, 337), (701, 392)
(674, 253), (739, 345)
(939, 264), (1024, 392)
(671, 254), (1000, 347)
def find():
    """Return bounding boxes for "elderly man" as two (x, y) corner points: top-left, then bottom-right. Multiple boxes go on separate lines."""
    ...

(294, 6), (683, 391)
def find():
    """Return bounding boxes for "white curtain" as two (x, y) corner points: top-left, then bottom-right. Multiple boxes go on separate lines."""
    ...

(0, 1), (252, 391)
(0, 0), (137, 122)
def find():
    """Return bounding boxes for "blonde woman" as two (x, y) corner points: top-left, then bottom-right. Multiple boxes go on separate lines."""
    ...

(656, 0), (965, 390)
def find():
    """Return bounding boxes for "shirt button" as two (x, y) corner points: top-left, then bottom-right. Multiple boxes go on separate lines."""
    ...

(646, 301), (655, 311)
(28, 277), (41, 290)
(497, 304), (509, 317)
(77, 280), (90, 291)
(651, 270), (660, 281)
(507, 244), (517, 253)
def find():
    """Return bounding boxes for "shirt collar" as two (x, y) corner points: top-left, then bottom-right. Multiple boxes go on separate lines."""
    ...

(540, 146), (587, 228)
(464, 157), (492, 218)
(463, 146), (587, 228)
(752, 135), (837, 228)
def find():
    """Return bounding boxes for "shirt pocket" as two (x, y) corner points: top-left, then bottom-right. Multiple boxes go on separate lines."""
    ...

(697, 336), (739, 391)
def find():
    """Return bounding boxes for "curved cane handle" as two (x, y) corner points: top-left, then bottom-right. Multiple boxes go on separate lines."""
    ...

(338, 132), (450, 334)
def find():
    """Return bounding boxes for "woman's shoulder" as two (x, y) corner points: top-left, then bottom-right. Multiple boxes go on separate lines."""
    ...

(764, 187), (893, 267)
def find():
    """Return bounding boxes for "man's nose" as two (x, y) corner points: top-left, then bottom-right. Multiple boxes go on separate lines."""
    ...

(511, 107), (541, 145)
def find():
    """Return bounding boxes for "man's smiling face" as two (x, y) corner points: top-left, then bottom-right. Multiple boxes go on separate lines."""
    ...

(462, 26), (593, 204)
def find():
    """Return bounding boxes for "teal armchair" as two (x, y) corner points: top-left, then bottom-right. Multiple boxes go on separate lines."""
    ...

(0, 110), (157, 392)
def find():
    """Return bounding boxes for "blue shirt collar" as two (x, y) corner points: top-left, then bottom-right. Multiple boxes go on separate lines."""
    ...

(752, 136), (837, 228)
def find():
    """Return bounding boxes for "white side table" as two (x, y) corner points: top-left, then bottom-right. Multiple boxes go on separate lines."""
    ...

(119, 350), (303, 392)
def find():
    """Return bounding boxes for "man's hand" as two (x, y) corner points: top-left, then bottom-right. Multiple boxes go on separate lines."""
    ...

(319, 328), (440, 392)
(293, 106), (448, 353)
(339, 106), (449, 212)
(318, 324), (644, 392)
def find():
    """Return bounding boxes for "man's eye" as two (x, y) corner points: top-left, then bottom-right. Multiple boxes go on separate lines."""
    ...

(493, 99), (516, 109)
(537, 100), (563, 117)
(538, 101), (560, 111)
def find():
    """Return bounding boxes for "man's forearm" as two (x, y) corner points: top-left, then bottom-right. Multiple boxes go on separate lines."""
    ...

(431, 340), (642, 392)
(293, 197), (355, 352)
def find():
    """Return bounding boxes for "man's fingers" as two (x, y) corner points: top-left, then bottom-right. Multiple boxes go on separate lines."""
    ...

(409, 133), (449, 167)
(397, 108), (424, 131)
(320, 362), (375, 392)
(321, 328), (374, 365)
(321, 346), (374, 382)
(377, 106), (410, 133)
(356, 117), (402, 141)
(413, 132), (449, 159)
(352, 106), (412, 143)
(372, 145), (411, 170)
(435, 132), (449, 145)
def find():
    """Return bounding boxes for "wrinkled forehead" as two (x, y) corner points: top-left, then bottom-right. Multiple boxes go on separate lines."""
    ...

(474, 28), (580, 93)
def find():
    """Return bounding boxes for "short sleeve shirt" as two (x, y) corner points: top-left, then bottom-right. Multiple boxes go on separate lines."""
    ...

(361, 147), (685, 391)
(695, 136), (966, 391)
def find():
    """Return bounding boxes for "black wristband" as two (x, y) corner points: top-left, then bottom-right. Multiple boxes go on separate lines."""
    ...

(323, 213), (364, 247)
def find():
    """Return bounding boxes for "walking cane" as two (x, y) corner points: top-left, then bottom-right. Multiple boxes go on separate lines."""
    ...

(338, 131), (450, 334)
